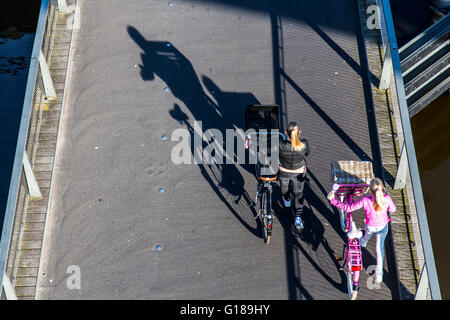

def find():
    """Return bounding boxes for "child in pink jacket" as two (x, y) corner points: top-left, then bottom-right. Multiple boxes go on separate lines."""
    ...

(328, 178), (396, 283)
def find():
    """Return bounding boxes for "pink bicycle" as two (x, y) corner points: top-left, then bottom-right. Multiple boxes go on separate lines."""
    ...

(331, 161), (374, 300)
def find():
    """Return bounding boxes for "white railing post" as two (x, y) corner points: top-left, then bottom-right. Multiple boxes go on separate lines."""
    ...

(57, 0), (69, 13)
(415, 264), (429, 300)
(23, 153), (43, 200)
(394, 141), (408, 190)
(379, 42), (392, 90)
(2, 274), (18, 300)
(39, 51), (57, 99)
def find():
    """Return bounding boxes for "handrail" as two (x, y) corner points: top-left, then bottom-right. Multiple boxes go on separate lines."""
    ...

(0, 0), (50, 293)
(378, 0), (442, 300)
(399, 12), (449, 59)
(246, 131), (286, 140)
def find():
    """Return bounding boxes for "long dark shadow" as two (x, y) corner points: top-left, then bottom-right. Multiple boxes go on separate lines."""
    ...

(271, 12), (286, 132)
(304, 173), (346, 243)
(127, 25), (263, 239)
(269, 185), (316, 300)
(304, 19), (380, 88)
(276, 200), (348, 297)
(271, 11), (352, 299)
(281, 69), (372, 161)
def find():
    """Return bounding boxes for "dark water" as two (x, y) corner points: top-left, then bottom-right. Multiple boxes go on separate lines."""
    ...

(411, 92), (450, 299)
(391, 0), (432, 47)
(0, 4), (39, 232)
(0, 2), (41, 32)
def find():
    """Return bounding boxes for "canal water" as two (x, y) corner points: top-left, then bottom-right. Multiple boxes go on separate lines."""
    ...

(0, 5), (37, 232)
(411, 92), (450, 299)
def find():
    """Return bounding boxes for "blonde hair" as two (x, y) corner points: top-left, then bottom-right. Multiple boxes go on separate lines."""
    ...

(287, 122), (305, 151)
(370, 178), (387, 211)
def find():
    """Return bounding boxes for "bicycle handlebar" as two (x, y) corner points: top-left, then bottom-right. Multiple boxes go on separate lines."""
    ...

(246, 131), (286, 140)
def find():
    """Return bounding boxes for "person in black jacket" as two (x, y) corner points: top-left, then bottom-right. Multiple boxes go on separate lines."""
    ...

(278, 121), (310, 230)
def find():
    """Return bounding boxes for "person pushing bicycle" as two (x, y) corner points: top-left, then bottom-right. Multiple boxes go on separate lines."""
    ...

(327, 178), (396, 283)
(278, 121), (310, 230)
(245, 121), (310, 231)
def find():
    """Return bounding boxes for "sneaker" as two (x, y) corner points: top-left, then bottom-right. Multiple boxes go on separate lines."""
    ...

(283, 196), (291, 207)
(295, 217), (304, 230)
(358, 231), (367, 247)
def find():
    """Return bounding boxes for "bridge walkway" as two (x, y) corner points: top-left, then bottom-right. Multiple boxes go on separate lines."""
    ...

(4, 0), (428, 300)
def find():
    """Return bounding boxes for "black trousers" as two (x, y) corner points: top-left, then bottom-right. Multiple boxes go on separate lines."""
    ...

(278, 170), (306, 218)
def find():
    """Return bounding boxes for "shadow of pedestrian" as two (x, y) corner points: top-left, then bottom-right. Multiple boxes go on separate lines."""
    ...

(129, 24), (265, 238)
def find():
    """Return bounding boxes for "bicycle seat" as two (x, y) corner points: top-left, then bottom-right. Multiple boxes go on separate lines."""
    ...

(256, 162), (278, 182)
(347, 221), (363, 239)
(259, 175), (277, 182)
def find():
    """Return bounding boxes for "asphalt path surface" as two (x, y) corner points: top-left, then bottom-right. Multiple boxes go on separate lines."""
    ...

(36, 0), (397, 300)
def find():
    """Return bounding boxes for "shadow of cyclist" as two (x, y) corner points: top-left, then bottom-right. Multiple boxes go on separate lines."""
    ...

(168, 100), (261, 237)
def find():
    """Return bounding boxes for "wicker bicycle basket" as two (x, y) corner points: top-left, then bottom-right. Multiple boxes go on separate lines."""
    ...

(331, 160), (374, 185)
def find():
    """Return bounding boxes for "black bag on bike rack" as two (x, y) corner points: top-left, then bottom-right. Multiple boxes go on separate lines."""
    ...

(245, 105), (280, 131)
(245, 105), (281, 178)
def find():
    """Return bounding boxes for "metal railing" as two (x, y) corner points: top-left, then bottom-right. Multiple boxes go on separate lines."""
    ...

(376, 0), (442, 300)
(0, 0), (68, 299)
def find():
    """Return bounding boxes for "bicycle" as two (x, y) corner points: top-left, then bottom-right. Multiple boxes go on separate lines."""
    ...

(244, 104), (285, 244)
(246, 131), (286, 244)
(331, 160), (374, 300)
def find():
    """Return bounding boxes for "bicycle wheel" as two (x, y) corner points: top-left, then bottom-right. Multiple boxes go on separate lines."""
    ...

(343, 245), (358, 300)
(351, 277), (359, 300)
(263, 217), (271, 244)
(346, 270), (354, 299)
(339, 209), (347, 233)
(338, 195), (348, 233)
(261, 190), (271, 244)
(344, 263), (360, 299)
